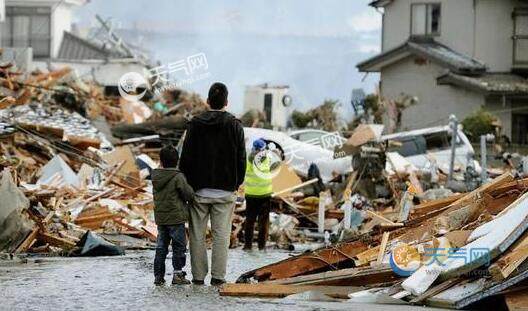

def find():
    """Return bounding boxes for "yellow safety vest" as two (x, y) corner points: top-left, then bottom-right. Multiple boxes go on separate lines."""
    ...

(244, 156), (273, 197)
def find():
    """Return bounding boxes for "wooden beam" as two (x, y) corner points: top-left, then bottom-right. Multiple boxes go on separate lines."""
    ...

(37, 232), (76, 250)
(505, 290), (528, 311)
(239, 239), (369, 282)
(220, 283), (360, 299)
(488, 232), (528, 281)
(271, 178), (318, 198)
(377, 232), (390, 265)
(366, 210), (399, 225)
(267, 266), (400, 287)
(14, 227), (39, 254)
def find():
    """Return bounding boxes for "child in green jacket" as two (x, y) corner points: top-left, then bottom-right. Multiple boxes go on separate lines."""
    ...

(152, 145), (194, 285)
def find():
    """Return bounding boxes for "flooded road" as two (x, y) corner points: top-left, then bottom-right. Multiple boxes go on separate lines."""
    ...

(0, 248), (441, 311)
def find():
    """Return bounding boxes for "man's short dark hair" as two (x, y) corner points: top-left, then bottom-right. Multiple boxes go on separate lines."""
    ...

(159, 145), (179, 168)
(208, 82), (228, 110)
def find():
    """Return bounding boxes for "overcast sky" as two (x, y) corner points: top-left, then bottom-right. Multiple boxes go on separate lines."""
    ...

(74, 0), (381, 116)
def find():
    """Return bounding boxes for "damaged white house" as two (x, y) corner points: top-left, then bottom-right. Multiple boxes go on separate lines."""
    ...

(0, 0), (150, 87)
(358, 0), (528, 144)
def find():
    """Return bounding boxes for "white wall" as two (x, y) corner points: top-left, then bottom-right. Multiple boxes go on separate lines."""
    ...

(5, 0), (80, 59)
(475, 0), (519, 72)
(380, 56), (485, 131)
(382, 0), (520, 71)
(383, 0), (475, 56)
(50, 3), (73, 58)
(243, 85), (291, 129)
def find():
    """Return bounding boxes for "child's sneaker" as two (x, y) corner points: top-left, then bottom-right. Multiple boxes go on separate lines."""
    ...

(154, 275), (165, 286)
(172, 272), (191, 285)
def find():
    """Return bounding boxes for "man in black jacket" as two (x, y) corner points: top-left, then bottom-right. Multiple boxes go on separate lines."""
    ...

(180, 82), (246, 286)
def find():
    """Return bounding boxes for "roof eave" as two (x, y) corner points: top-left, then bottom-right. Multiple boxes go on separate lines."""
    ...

(357, 43), (410, 72)
(369, 0), (393, 8)
(437, 73), (528, 96)
(437, 73), (488, 94)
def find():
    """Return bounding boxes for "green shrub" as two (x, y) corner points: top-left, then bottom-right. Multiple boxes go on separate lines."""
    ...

(461, 109), (496, 141)
(291, 110), (313, 128)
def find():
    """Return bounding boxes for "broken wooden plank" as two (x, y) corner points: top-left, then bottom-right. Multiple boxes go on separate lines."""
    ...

(505, 290), (528, 311)
(37, 232), (76, 250)
(403, 188), (528, 296)
(272, 178), (318, 198)
(237, 239), (369, 282)
(377, 232), (390, 265)
(220, 283), (360, 299)
(266, 266), (400, 287)
(14, 227), (39, 254)
(409, 278), (462, 305)
(366, 210), (398, 225)
(489, 232), (528, 281)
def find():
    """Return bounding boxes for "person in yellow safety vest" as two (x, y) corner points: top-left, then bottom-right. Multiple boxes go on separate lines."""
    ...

(243, 138), (273, 250)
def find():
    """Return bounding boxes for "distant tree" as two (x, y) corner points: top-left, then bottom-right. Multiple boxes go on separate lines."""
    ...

(291, 110), (313, 128)
(462, 109), (497, 142)
(290, 99), (340, 131)
(310, 99), (339, 132)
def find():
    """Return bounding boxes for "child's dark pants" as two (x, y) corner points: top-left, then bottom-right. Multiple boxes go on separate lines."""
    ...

(153, 224), (186, 278)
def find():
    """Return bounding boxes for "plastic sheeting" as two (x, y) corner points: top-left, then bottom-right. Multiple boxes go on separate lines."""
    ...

(37, 155), (80, 188)
(72, 231), (125, 257)
(0, 170), (33, 252)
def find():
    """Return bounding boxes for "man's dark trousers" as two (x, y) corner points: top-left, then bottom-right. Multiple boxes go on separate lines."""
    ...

(244, 197), (271, 250)
(154, 224), (186, 277)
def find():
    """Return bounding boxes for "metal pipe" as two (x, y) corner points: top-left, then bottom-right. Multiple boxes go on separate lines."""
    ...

(448, 115), (458, 182)
(480, 135), (487, 182)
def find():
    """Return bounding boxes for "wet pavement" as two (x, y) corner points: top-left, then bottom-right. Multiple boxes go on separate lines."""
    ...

(0, 248), (441, 311)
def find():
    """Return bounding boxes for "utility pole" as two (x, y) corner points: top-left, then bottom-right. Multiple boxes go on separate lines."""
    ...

(448, 115), (458, 183)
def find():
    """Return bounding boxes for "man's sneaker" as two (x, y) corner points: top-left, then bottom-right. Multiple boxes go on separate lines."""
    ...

(154, 275), (165, 286)
(210, 278), (226, 286)
(192, 279), (205, 285)
(172, 272), (191, 285)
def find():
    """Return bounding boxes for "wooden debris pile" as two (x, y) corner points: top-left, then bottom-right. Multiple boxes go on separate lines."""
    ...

(0, 131), (158, 255)
(225, 173), (528, 310)
(0, 64), (169, 255)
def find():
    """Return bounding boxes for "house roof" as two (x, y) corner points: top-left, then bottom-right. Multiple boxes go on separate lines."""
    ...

(437, 72), (528, 95)
(357, 38), (486, 74)
(57, 31), (129, 61)
(369, 0), (393, 7)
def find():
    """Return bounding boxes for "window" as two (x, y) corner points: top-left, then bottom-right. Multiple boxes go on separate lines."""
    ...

(514, 9), (528, 64)
(1, 7), (51, 58)
(411, 3), (441, 36)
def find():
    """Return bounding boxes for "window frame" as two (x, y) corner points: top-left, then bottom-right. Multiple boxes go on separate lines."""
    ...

(2, 6), (52, 58)
(410, 3), (442, 38)
(513, 8), (528, 65)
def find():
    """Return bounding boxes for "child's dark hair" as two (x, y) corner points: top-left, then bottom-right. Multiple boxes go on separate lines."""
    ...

(159, 145), (179, 168)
